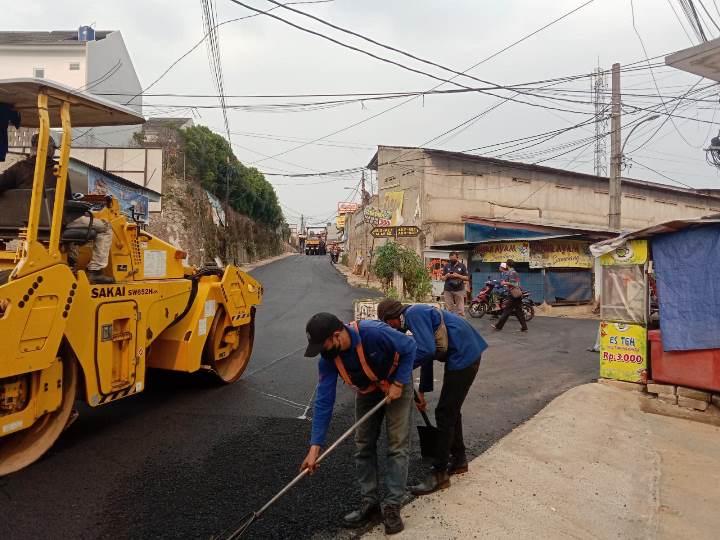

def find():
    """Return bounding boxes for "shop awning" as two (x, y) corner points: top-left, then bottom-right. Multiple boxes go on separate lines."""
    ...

(431, 233), (583, 251)
(590, 216), (720, 257)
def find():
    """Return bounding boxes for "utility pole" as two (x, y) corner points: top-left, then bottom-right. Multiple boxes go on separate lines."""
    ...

(608, 62), (622, 231)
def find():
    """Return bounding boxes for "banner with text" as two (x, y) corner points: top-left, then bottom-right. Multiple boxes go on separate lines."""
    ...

(338, 202), (359, 214)
(529, 240), (593, 268)
(363, 206), (392, 226)
(600, 239), (649, 266)
(599, 321), (648, 383)
(88, 169), (149, 223)
(474, 241), (529, 263)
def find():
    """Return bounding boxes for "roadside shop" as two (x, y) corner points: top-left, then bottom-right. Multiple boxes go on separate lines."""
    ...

(433, 219), (612, 305)
(591, 217), (720, 391)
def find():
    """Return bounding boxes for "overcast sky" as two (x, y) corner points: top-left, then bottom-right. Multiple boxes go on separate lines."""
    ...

(7, 0), (720, 225)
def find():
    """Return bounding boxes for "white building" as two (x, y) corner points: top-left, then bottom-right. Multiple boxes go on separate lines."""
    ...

(0, 28), (143, 146)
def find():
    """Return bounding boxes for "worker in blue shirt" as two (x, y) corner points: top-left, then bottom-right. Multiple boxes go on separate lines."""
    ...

(377, 300), (488, 495)
(300, 312), (417, 535)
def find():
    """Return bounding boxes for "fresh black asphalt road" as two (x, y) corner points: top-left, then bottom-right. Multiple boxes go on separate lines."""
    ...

(2, 255), (599, 539)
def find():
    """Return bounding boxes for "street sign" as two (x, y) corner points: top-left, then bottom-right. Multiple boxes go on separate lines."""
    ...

(371, 226), (396, 238)
(370, 225), (421, 238)
(396, 225), (421, 237)
(338, 202), (359, 214)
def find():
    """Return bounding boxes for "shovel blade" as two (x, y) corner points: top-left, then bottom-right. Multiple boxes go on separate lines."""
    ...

(417, 425), (439, 460)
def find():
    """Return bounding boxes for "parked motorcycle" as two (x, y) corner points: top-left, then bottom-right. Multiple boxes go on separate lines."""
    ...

(467, 279), (535, 321)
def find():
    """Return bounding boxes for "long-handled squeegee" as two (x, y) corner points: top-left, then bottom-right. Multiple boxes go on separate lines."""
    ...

(218, 397), (389, 540)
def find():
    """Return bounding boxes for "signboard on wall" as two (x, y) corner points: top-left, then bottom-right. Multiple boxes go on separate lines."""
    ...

(336, 214), (346, 229)
(474, 241), (529, 263)
(88, 169), (149, 222)
(363, 206), (392, 226)
(338, 202), (359, 214)
(599, 321), (648, 382)
(600, 239), (648, 266)
(529, 240), (593, 268)
(370, 225), (420, 238)
(382, 191), (405, 226)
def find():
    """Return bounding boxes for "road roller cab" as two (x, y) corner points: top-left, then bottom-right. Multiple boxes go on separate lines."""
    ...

(0, 79), (262, 475)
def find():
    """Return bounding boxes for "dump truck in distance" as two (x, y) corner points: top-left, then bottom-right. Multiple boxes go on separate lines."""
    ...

(304, 227), (327, 255)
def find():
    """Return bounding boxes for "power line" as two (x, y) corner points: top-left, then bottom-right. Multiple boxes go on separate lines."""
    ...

(232, 0), (602, 165)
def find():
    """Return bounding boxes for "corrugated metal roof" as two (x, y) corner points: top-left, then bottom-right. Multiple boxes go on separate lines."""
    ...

(0, 30), (112, 46)
(368, 145), (720, 200)
(590, 217), (720, 256)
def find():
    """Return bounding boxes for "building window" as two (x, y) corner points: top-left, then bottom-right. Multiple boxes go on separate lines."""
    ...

(685, 204), (705, 210)
(33, 68), (45, 79)
(555, 184), (573, 190)
(624, 194), (646, 200)
(69, 63), (80, 71)
(512, 177), (531, 184)
(594, 189), (609, 195)
(654, 199), (677, 206)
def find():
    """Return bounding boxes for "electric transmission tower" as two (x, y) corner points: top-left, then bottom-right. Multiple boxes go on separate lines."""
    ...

(591, 67), (609, 177)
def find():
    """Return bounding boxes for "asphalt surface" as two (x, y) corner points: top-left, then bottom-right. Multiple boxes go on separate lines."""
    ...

(2, 255), (599, 539)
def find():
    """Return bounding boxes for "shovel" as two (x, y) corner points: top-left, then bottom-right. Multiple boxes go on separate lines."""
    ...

(413, 389), (439, 460)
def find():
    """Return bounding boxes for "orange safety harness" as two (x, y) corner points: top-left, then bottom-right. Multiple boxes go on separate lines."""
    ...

(334, 321), (400, 394)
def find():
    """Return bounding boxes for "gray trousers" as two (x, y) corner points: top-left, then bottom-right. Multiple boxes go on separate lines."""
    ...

(354, 385), (413, 507)
(67, 216), (112, 271)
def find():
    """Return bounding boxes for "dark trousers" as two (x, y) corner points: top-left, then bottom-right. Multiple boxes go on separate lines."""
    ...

(495, 297), (528, 330)
(432, 359), (480, 471)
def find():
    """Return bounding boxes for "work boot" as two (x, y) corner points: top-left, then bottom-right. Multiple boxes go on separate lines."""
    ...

(87, 270), (115, 285)
(448, 455), (469, 475)
(341, 502), (381, 529)
(383, 505), (404, 535)
(410, 468), (451, 496)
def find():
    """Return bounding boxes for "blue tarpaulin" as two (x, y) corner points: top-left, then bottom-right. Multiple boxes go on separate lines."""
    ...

(652, 224), (720, 351)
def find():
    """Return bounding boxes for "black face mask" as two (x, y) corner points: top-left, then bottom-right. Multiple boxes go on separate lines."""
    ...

(324, 336), (342, 357)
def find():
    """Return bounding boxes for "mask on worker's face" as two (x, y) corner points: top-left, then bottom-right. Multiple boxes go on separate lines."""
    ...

(324, 334), (342, 357)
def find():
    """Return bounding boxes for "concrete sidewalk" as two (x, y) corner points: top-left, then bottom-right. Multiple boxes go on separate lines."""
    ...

(364, 383), (720, 539)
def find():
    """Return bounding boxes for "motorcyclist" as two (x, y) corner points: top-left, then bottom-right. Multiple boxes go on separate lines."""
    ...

(489, 262), (510, 311)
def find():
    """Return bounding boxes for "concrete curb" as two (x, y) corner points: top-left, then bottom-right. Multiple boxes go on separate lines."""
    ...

(239, 251), (298, 273)
(362, 382), (720, 539)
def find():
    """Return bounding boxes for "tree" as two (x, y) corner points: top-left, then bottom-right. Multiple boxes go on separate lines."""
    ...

(180, 126), (284, 228)
(373, 242), (431, 302)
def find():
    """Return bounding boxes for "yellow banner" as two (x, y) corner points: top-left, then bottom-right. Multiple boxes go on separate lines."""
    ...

(336, 215), (346, 229)
(599, 321), (648, 383)
(600, 239), (648, 266)
(474, 241), (529, 263)
(529, 240), (593, 268)
(383, 191), (405, 226)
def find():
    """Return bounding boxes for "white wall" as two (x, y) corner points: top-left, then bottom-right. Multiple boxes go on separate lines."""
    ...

(0, 45), (86, 87)
(74, 32), (143, 147)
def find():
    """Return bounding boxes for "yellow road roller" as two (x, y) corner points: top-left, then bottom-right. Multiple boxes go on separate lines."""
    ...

(0, 79), (262, 475)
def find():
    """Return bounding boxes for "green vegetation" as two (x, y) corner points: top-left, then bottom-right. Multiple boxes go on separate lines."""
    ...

(180, 126), (284, 228)
(373, 242), (431, 302)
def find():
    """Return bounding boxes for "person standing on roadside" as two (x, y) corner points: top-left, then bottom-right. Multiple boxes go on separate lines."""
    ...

(377, 299), (488, 495)
(492, 259), (528, 332)
(300, 312), (417, 535)
(441, 251), (469, 317)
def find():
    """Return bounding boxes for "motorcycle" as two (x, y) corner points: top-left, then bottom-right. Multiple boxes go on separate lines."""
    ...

(467, 279), (535, 321)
